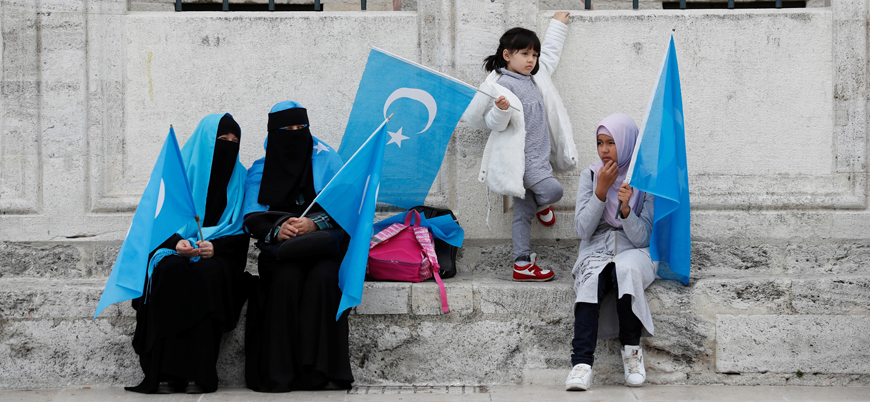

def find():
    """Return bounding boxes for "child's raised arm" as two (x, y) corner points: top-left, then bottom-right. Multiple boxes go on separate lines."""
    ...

(538, 12), (570, 75)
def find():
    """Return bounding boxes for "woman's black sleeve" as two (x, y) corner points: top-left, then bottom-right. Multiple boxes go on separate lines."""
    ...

(244, 213), (275, 241)
(211, 234), (250, 268)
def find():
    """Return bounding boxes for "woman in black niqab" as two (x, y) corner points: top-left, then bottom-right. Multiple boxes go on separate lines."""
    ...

(243, 102), (354, 392)
(126, 113), (251, 395)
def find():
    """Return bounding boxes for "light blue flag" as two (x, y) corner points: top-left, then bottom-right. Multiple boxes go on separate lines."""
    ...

(94, 128), (198, 318)
(338, 48), (477, 209)
(627, 36), (691, 285)
(317, 122), (389, 320)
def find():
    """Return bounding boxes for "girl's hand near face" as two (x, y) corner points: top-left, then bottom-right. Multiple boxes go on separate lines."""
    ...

(176, 239), (200, 258)
(553, 11), (570, 24)
(196, 240), (214, 258)
(494, 96), (510, 111)
(618, 183), (633, 217)
(595, 160), (619, 201)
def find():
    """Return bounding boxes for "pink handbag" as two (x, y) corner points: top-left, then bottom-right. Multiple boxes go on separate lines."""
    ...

(367, 210), (449, 313)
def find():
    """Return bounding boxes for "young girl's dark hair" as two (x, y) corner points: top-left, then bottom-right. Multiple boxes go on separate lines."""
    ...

(484, 27), (542, 75)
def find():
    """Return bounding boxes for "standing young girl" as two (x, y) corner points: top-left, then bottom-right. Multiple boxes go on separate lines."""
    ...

(464, 12), (578, 281)
(566, 113), (656, 391)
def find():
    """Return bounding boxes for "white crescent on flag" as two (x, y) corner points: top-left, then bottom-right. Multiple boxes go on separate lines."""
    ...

(154, 179), (165, 219)
(383, 88), (437, 133)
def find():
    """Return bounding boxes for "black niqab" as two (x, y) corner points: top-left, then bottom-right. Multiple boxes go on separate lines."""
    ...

(258, 108), (316, 212)
(204, 115), (241, 227)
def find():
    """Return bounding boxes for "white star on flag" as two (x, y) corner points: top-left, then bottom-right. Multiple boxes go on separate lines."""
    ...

(313, 142), (330, 154)
(387, 127), (409, 148)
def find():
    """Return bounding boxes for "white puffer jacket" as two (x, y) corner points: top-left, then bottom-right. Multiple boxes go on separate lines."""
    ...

(462, 19), (578, 199)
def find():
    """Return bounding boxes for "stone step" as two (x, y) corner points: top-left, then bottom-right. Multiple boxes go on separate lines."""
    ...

(2, 272), (869, 390)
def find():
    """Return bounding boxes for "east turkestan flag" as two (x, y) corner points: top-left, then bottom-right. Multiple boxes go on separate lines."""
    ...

(94, 128), (198, 318)
(337, 47), (477, 209)
(626, 36), (691, 285)
(316, 123), (389, 320)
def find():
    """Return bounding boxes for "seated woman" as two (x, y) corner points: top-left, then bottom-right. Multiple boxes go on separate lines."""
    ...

(126, 113), (250, 395)
(565, 113), (657, 391)
(243, 101), (353, 392)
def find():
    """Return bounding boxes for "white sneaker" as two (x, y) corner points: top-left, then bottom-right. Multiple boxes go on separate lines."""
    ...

(565, 363), (593, 391)
(621, 345), (646, 387)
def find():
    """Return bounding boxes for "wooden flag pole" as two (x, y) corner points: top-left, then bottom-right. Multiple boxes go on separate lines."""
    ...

(194, 216), (205, 242)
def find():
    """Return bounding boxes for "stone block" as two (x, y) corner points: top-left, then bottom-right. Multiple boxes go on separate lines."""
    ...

(716, 315), (870, 374)
(215, 308), (247, 387)
(785, 243), (870, 275)
(0, 319), (139, 389)
(791, 277), (870, 314)
(646, 279), (694, 314)
(356, 282), (411, 315)
(411, 274), (473, 315)
(90, 242), (122, 278)
(349, 317), (526, 385)
(0, 279), (134, 320)
(644, 315), (715, 372)
(692, 278), (792, 316)
(476, 278), (574, 318)
(690, 241), (780, 278)
(0, 243), (82, 279)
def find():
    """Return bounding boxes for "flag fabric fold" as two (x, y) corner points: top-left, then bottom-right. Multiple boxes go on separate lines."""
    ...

(94, 128), (198, 318)
(626, 36), (691, 285)
(316, 122), (389, 320)
(337, 48), (476, 209)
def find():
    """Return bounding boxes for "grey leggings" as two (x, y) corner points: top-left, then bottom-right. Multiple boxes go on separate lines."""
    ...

(512, 176), (563, 262)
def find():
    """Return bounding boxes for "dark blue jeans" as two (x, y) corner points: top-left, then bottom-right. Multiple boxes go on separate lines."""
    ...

(571, 263), (643, 367)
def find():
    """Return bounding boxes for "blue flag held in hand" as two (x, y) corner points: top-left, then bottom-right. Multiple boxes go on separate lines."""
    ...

(338, 48), (477, 209)
(626, 36), (691, 285)
(316, 122), (389, 320)
(94, 128), (198, 318)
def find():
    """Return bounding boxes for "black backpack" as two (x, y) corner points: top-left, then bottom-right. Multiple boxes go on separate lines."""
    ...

(410, 205), (460, 279)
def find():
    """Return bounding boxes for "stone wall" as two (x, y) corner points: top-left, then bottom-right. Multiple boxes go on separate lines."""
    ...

(1, 0), (868, 390)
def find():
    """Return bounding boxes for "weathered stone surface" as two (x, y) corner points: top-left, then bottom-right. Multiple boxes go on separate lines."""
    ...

(411, 274), (473, 316)
(0, 319), (139, 389)
(0, 243), (82, 279)
(89, 243), (122, 278)
(0, 279), (131, 320)
(690, 241), (780, 278)
(692, 278), (792, 315)
(785, 243), (870, 275)
(356, 282), (411, 315)
(476, 277), (574, 318)
(349, 317), (527, 385)
(645, 315), (715, 373)
(646, 279), (694, 314)
(791, 277), (870, 314)
(717, 315), (870, 374)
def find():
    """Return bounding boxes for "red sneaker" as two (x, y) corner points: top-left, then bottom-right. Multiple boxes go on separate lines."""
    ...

(513, 254), (554, 282)
(536, 206), (556, 226)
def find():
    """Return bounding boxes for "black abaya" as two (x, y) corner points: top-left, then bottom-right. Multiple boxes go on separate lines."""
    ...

(244, 212), (354, 392)
(126, 233), (250, 394)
